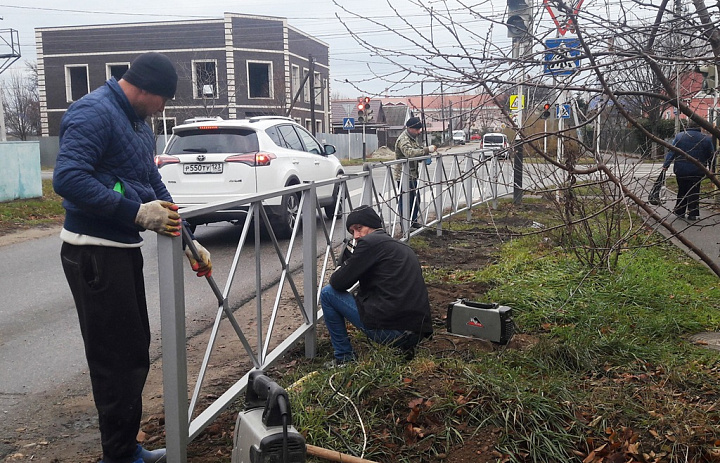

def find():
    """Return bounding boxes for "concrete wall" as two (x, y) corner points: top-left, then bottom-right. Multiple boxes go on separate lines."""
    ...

(0, 141), (42, 202)
(39, 137), (60, 168)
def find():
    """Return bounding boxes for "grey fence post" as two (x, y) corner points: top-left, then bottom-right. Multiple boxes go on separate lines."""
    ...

(400, 162), (410, 236)
(361, 163), (373, 207)
(434, 155), (443, 236)
(464, 155), (474, 221)
(303, 185), (318, 358)
(491, 155), (499, 210)
(157, 234), (189, 463)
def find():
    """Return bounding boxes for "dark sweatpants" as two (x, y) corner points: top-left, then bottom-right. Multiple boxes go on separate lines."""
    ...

(674, 175), (703, 218)
(61, 243), (150, 463)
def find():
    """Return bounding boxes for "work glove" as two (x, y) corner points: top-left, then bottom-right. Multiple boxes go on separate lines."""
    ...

(135, 200), (181, 237)
(185, 240), (212, 277)
(428, 144), (437, 153)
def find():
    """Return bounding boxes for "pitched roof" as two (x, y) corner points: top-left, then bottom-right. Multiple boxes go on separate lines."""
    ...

(382, 104), (410, 128)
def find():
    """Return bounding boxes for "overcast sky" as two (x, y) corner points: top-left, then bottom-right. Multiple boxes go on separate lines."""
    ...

(0, 0), (686, 98)
(0, 0), (521, 98)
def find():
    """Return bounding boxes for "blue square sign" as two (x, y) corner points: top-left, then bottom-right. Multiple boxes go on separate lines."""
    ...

(544, 38), (581, 75)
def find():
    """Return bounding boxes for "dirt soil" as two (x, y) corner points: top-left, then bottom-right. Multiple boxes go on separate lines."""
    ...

(3, 202), (543, 463)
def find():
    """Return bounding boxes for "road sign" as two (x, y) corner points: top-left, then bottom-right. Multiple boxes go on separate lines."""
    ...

(343, 117), (355, 130)
(544, 38), (581, 75)
(557, 104), (571, 119)
(509, 95), (525, 111)
(544, 0), (584, 36)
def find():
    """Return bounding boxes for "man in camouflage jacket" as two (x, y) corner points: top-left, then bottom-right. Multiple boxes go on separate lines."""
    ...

(394, 117), (436, 227)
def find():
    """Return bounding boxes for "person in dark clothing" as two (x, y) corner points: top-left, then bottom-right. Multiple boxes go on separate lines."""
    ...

(53, 52), (212, 463)
(320, 206), (433, 364)
(662, 119), (715, 221)
(394, 117), (436, 229)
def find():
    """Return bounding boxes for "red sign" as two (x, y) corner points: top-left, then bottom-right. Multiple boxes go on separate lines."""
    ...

(544, 0), (584, 36)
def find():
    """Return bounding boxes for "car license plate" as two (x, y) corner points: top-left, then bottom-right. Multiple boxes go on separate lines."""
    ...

(183, 163), (223, 174)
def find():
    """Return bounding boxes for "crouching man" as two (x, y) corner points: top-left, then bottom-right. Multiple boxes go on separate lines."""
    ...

(320, 206), (433, 364)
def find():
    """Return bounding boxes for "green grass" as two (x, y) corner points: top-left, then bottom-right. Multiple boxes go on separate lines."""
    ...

(0, 179), (65, 230)
(283, 205), (720, 463)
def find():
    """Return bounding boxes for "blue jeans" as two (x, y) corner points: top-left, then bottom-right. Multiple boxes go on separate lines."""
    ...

(320, 285), (422, 361)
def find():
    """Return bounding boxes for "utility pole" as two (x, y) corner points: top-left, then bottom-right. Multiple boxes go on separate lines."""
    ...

(421, 81), (429, 146)
(0, 27), (21, 141)
(506, 0), (532, 204)
(309, 55), (316, 136)
(448, 101), (453, 144)
(440, 82), (446, 145)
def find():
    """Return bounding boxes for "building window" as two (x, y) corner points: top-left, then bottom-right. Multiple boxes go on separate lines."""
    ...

(65, 65), (89, 102)
(303, 69), (311, 103)
(193, 60), (218, 99)
(291, 65), (300, 99)
(314, 72), (322, 106)
(106, 63), (129, 81)
(304, 119), (312, 131)
(154, 117), (176, 136)
(248, 61), (272, 99)
(315, 120), (322, 134)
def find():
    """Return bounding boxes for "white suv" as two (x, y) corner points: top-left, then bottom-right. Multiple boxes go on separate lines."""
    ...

(155, 116), (343, 238)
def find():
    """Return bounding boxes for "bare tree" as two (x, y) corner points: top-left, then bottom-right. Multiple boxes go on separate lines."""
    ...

(2, 61), (40, 140)
(335, 0), (720, 276)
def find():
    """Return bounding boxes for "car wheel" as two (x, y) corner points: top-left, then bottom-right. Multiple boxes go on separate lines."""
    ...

(324, 182), (343, 219)
(271, 192), (300, 239)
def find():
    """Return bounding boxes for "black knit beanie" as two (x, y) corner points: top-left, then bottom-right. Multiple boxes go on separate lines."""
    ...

(123, 52), (178, 99)
(346, 206), (383, 232)
(405, 117), (423, 129)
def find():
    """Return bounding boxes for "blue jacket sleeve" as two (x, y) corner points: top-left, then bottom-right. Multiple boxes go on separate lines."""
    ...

(53, 104), (140, 223)
(662, 136), (679, 169)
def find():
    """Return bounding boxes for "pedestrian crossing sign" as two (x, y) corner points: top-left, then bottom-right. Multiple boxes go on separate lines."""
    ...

(556, 104), (571, 119)
(343, 117), (355, 130)
(509, 95), (525, 111)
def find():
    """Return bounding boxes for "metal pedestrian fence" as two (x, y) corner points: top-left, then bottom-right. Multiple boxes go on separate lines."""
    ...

(156, 150), (513, 461)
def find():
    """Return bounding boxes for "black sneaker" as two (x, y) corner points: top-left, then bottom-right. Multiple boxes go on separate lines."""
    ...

(687, 215), (699, 221)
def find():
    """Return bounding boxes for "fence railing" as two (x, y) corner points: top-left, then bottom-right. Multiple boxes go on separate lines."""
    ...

(156, 149), (513, 462)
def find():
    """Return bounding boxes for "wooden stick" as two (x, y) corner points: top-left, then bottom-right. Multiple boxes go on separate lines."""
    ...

(306, 444), (379, 463)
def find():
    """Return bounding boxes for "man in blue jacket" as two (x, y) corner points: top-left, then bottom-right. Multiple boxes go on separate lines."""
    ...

(662, 119), (714, 221)
(320, 206), (433, 365)
(53, 53), (211, 463)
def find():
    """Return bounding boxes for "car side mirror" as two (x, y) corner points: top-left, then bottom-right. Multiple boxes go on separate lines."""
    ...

(323, 144), (337, 156)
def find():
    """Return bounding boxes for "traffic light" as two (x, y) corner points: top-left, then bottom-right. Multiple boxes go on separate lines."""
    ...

(363, 97), (373, 122)
(540, 103), (551, 119)
(357, 99), (366, 123)
(358, 97), (373, 123)
(696, 65), (717, 93)
(507, 0), (532, 39)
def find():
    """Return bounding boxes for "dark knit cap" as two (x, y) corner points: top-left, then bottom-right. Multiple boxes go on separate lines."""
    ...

(123, 52), (178, 99)
(405, 117), (423, 129)
(346, 206), (383, 232)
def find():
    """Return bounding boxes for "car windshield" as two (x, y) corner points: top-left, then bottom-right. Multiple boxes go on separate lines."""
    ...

(165, 128), (259, 154)
(484, 135), (505, 144)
